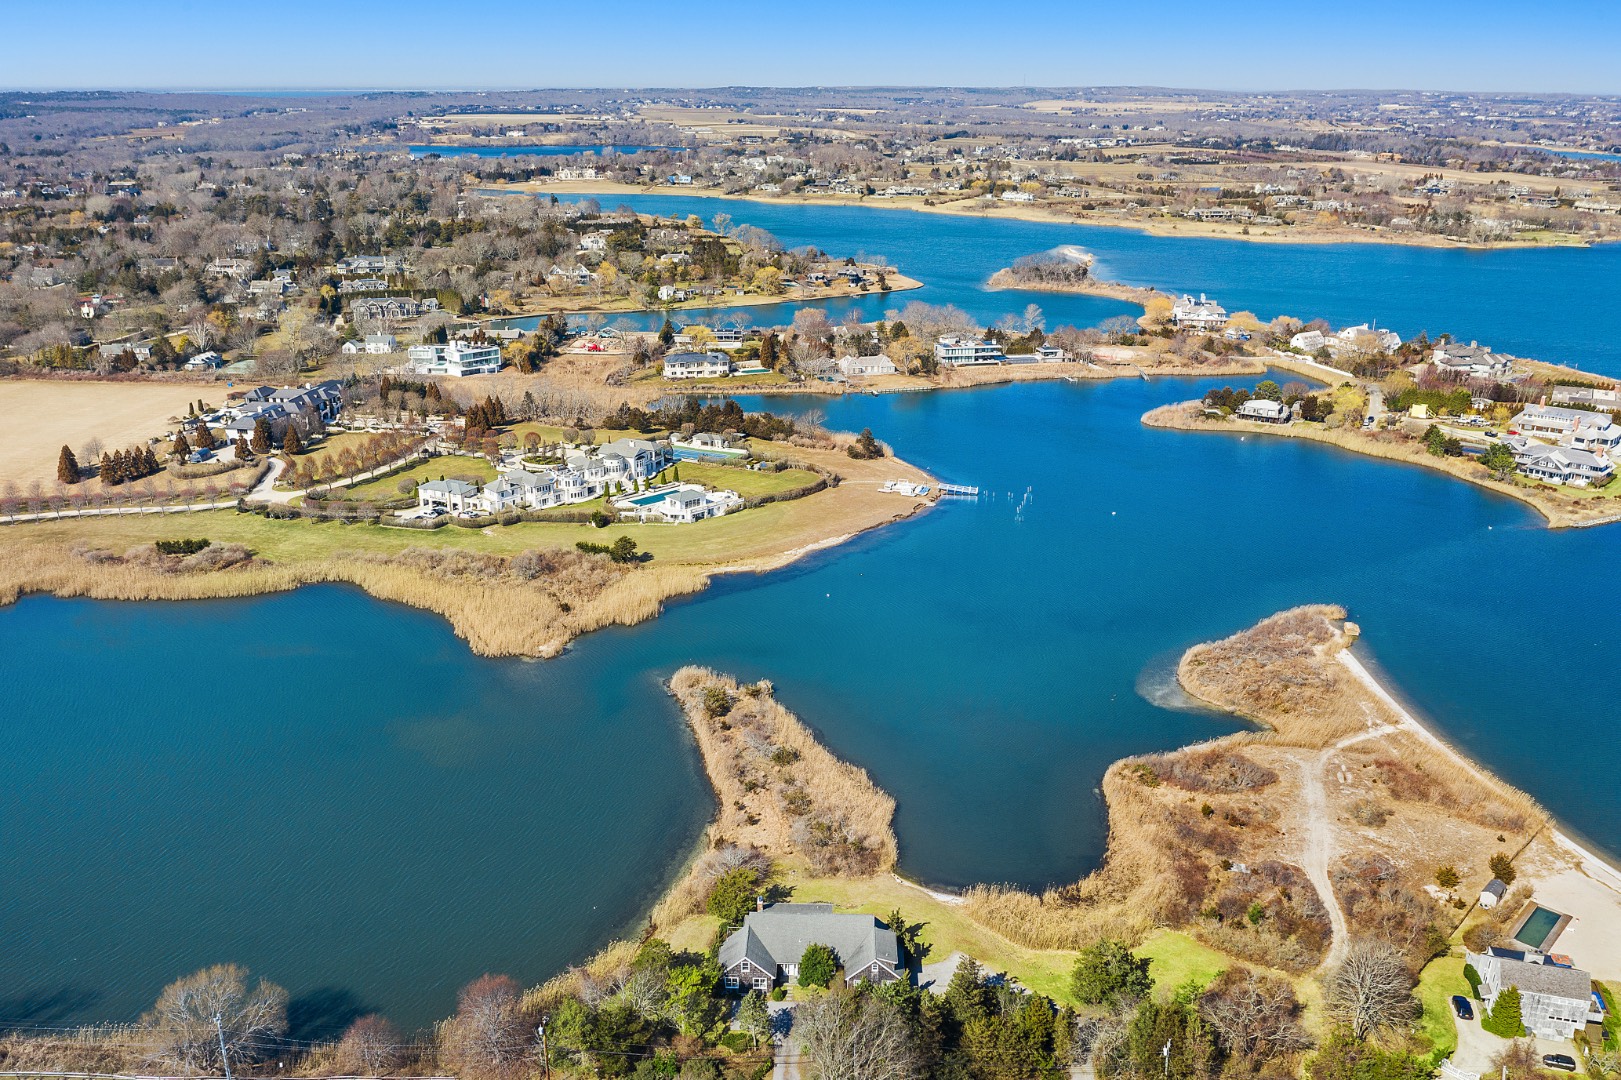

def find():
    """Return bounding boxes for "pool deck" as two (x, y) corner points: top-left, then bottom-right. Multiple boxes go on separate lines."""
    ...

(1508, 901), (1573, 952)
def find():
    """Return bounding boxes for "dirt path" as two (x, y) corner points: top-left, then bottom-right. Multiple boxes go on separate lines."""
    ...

(1300, 717), (1399, 972)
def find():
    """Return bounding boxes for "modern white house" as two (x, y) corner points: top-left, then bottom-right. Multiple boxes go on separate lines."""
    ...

(1465, 947), (1600, 1041)
(612, 483), (742, 523)
(343, 334), (397, 355)
(836, 353), (898, 377)
(663, 351), (733, 379)
(933, 335), (1005, 366)
(719, 903), (903, 991)
(1171, 293), (1229, 332)
(183, 351), (224, 371)
(406, 341), (503, 377)
(417, 478), (479, 514)
(1236, 398), (1290, 423)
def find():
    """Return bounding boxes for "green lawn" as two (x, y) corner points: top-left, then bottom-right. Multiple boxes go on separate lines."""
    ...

(324, 457), (497, 502)
(655, 461), (819, 498)
(1137, 930), (1231, 996)
(1415, 953), (1466, 1060)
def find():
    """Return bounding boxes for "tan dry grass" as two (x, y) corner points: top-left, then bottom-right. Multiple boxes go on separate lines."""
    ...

(0, 379), (213, 488)
(651, 668), (896, 930)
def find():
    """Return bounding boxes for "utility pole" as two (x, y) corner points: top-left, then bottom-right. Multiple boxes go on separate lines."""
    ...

(214, 1012), (233, 1080)
(537, 1017), (550, 1080)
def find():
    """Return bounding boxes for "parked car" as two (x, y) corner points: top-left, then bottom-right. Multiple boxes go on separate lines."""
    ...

(1543, 1055), (1577, 1072)
(1450, 996), (1474, 1021)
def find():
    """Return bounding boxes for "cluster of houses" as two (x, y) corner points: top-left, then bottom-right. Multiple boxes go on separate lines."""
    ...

(1289, 323), (1404, 356)
(415, 437), (741, 523)
(1504, 402), (1619, 486)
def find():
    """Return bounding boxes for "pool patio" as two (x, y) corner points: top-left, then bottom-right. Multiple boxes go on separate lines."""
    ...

(1509, 901), (1574, 952)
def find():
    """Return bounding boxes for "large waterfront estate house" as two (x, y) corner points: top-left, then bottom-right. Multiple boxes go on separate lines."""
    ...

(934, 336), (1006, 366)
(1551, 385), (1621, 411)
(1334, 324), (1401, 352)
(1510, 404), (1621, 453)
(663, 351), (734, 379)
(836, 353), (899, 377)
(719, 903), (903, 991)
(1503, 437), (1614, 487)
(1431, 341), (1511, 380)
(614, 483), (742, 523)
(417, 439), (675, 516)
(406, 341), (503, 377)
(1466, 947), (1600, 1041)
(1171, 293), (1229, 332)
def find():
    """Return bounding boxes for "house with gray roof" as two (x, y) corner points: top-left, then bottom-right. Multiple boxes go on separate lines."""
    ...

(719, 903), (903, 992)
(417, 478), (479, 514)
(1466, 947), (1600, 1040)
(1236, 398), (1290, 423)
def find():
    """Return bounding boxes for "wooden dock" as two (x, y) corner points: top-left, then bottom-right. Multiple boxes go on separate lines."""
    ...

(937, 483), (979, 498)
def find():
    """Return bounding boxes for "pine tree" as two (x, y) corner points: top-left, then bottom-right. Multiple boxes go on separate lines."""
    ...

(100, 451), (116, 484)
(57, 445), (80, 484)
(142, 446), (160, 476)
(171, 432), (191, 460)
(235, 436), (253, 460)
(283, 425), (302, 455)
(659, 318), (675, 346)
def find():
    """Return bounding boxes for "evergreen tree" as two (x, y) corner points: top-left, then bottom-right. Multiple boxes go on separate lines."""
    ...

(57, 445), (80, 484)
(100, 451), (117, 484)
(283, 425), (302, 455)
(143, 446), (160, 475)
(1070, 940), (1154, 1008)
(171, 432), (191, 460)
(235, 436), (253, 460)
(251, 417), (272, 454)
(1482, 986), (1526, 1037)
(659, 318), (675, 346)
(797, 944), (838, 989)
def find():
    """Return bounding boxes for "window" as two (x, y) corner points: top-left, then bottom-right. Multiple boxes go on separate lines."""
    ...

(753, 977), (770, 991)
(724, 976), (739, 989)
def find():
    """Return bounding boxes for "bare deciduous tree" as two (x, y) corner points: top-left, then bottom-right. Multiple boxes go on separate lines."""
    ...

(336, 1014), (401, 1076)
(438, 973), (527, 1080)
(1323, 940), (1417, 1041)
(1198, 967), (1313, 1062)
(142, 963), (288, 1075)
(794, 987), (922, 1080)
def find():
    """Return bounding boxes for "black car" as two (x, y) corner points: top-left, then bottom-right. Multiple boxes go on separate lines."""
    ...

(1450, 995), (1474, 1021)
(1543, 1055), (1577, 1072)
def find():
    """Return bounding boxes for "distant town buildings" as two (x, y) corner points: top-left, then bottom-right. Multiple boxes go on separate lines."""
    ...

(406, 341), (502, 377)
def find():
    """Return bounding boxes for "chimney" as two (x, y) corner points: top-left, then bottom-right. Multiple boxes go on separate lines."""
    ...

(756, 895), (765, 913)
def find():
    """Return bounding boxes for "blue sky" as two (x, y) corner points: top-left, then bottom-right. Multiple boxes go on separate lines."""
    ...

(7, 0), (1621, 93)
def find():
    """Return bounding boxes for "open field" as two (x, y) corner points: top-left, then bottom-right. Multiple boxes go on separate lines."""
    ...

(0, 380), (215, 489)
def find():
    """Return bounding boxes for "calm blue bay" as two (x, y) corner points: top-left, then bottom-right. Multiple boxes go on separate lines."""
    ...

(5, 199), (1620, 1032)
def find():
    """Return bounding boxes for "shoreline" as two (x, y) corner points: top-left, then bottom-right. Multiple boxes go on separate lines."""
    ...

(1142, 400), (1621, 530)
(486, 180), (1604, 252)
(478, 271), (924, 324)
(0, 444), (940, 659)
(1336, 647), (1621, 894)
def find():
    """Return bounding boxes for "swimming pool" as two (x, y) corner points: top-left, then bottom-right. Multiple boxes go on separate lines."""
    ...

(622, 491), (668, 506)
(1513, 905), (1565, 950)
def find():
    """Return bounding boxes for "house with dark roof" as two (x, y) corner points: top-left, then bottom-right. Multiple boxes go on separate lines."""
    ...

(719, 903), (903, 991)
(1466, 947), (1600, 1040)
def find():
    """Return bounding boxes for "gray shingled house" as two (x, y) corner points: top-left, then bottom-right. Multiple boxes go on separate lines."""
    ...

(1466, 947), (1600, 1040)
(718, 903), (903, 991)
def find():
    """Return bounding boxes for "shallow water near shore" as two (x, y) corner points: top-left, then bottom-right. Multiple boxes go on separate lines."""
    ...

(7, 198), (1621, 1032)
